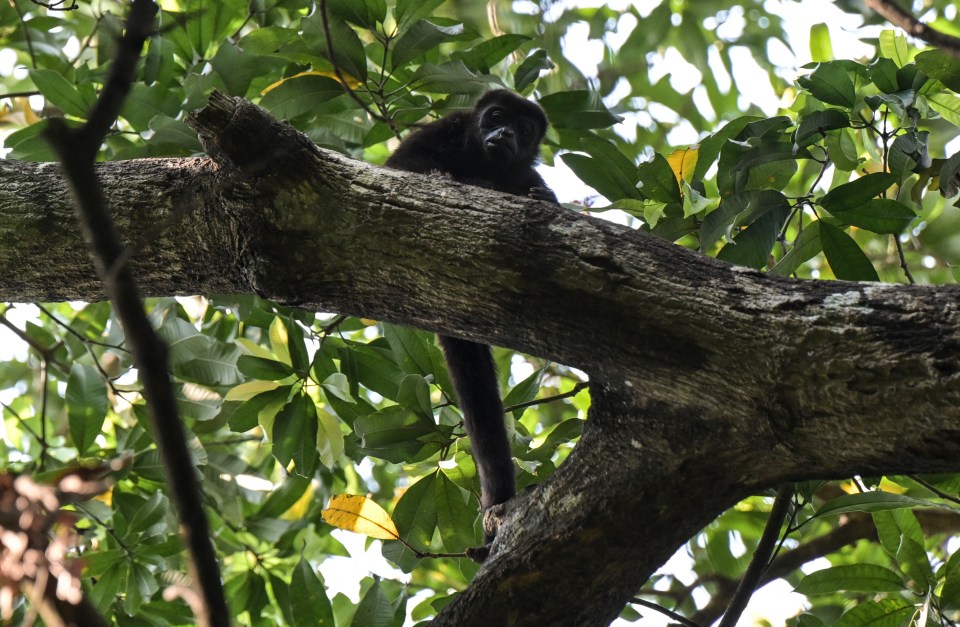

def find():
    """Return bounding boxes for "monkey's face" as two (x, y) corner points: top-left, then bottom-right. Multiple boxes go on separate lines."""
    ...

(478, 105), (538, 162)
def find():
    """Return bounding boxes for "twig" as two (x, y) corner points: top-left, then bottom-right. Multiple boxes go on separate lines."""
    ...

(910, 475), (960, 506)
(864, 0), (960, 57)
(10, 0), (37, 67)
(630, 597), (702, 627)
(42, 1), (229, 625)
(503, 381), (589, 412)
(717, 484), (795, 627)
(894, 236), (915, 284)
(318, 0), (398, 133)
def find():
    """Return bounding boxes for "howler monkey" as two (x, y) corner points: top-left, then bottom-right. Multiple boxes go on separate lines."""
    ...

(385, 90), (557, 542)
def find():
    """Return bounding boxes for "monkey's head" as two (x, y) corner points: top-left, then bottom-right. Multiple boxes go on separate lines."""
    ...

(472, 90), (548, 167)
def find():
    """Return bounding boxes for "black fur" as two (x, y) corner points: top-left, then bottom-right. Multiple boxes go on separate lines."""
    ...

(385, 90), (557, 542)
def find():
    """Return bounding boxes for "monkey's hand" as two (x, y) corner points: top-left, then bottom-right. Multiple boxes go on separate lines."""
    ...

(529, 186), (559, 204)
(427, 169), (455, 181)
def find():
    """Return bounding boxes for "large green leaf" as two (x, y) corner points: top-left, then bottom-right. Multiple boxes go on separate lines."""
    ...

(540, 90), (624, 129)
(828, 199), (915, 234)
(290, 558), (335, 627)
(819, 222), (879, 281)
(272, 394), (319, 476)
(820, 173), (898, 211)
(814, 491), (939, 518)
(393, 20), (465, 69)
(795, 564), (905, 594)
(798, 62), (856, 107)
(66, 363), (109, 454)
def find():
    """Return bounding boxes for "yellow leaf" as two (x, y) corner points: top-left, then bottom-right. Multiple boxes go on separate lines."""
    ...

(321, 494), (399, 540)
(666, 147), (699, 186)
(260, 70), (362, 95)
(280, 483), (316, 521)
(224, 380), (281, 402)
(269, 317), (291, 366)
(234, 337), (274, 360)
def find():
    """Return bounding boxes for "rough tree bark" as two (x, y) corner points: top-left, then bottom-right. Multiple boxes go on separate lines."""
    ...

(1, 92), (959, 625)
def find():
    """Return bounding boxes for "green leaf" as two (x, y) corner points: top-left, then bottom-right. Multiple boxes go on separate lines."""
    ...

(814, 491), (937, 518)
(928, 92), (960, 126)
(799, 62), (856, 108)
(561, 153), (636, 202)
(301, 9), (367, 82)
(795, 109), (849, 147)
(393, 20), (465, 68)
(581, 136), (641, 196)
(834, 599), (913, 627)
(940, 151), (960, 198)
(256, 474), (311, 520)
(66, 363), (109, 454)
(820, 173), (899, 211)
(940, 549), (960, 609)
(259, 74), (346, 121)
(819, 221), (879, 281)
(127, 491), (168, 535)
(353, 580), (399, 627)
(452, 34), (530, 73)
(879, 30), (910, 67)
(829, 198), (915, 234)
(637, 153), (681, 203)
(388, 471), (438, 564)
(869, 57), (900, 93)
(896, 537), (933, 591)
(282, 317), (310, 374)
(237, 355), (295, 381)
(320, 372), (354, 403)
(539, 90), (624, 130)
(290, 558), (335, 627)
(121, 83), (183, 130)
(354, 405), (441, 463)
(409, 61), (493, 95)
(770, 222), (822, 277)
(228, 386), (291, 432)
(514, 49), (554, 92)
(29, 69), (93, 118)
(176, 341), (243, 386)
(383, 324), (433, 376)
(889, 130), (931, 178)
(825, 127), (861, 171)
(503, 365), (545, 419)
(809, 23), (833, 62)
(915, 49), (960, 92)
(717, 203), (789, 269)
(397, 374), (433, 419)
(395, 0), (445, 30)
(326, 0), (387, 29)
(795, 564), (905, 594)
(436, 471), (477, 551)
(272, 395), (319, 476)
(700, 190), (790, 253)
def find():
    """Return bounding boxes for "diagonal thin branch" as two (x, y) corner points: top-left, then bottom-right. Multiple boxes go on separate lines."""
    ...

(41, 1), (228, 625)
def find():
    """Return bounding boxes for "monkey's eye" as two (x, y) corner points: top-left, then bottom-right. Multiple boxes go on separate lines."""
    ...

(488, 108), (505, 123)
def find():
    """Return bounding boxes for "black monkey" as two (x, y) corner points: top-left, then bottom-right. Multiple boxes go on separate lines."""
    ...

(385, 90), (557, 542)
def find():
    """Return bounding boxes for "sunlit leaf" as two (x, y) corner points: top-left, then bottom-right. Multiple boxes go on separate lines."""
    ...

(321, 494), (400, 540)
(795, 565), (904, 594)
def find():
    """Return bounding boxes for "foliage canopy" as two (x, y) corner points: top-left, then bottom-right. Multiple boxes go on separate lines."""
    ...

(2, 0), (960, 625)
